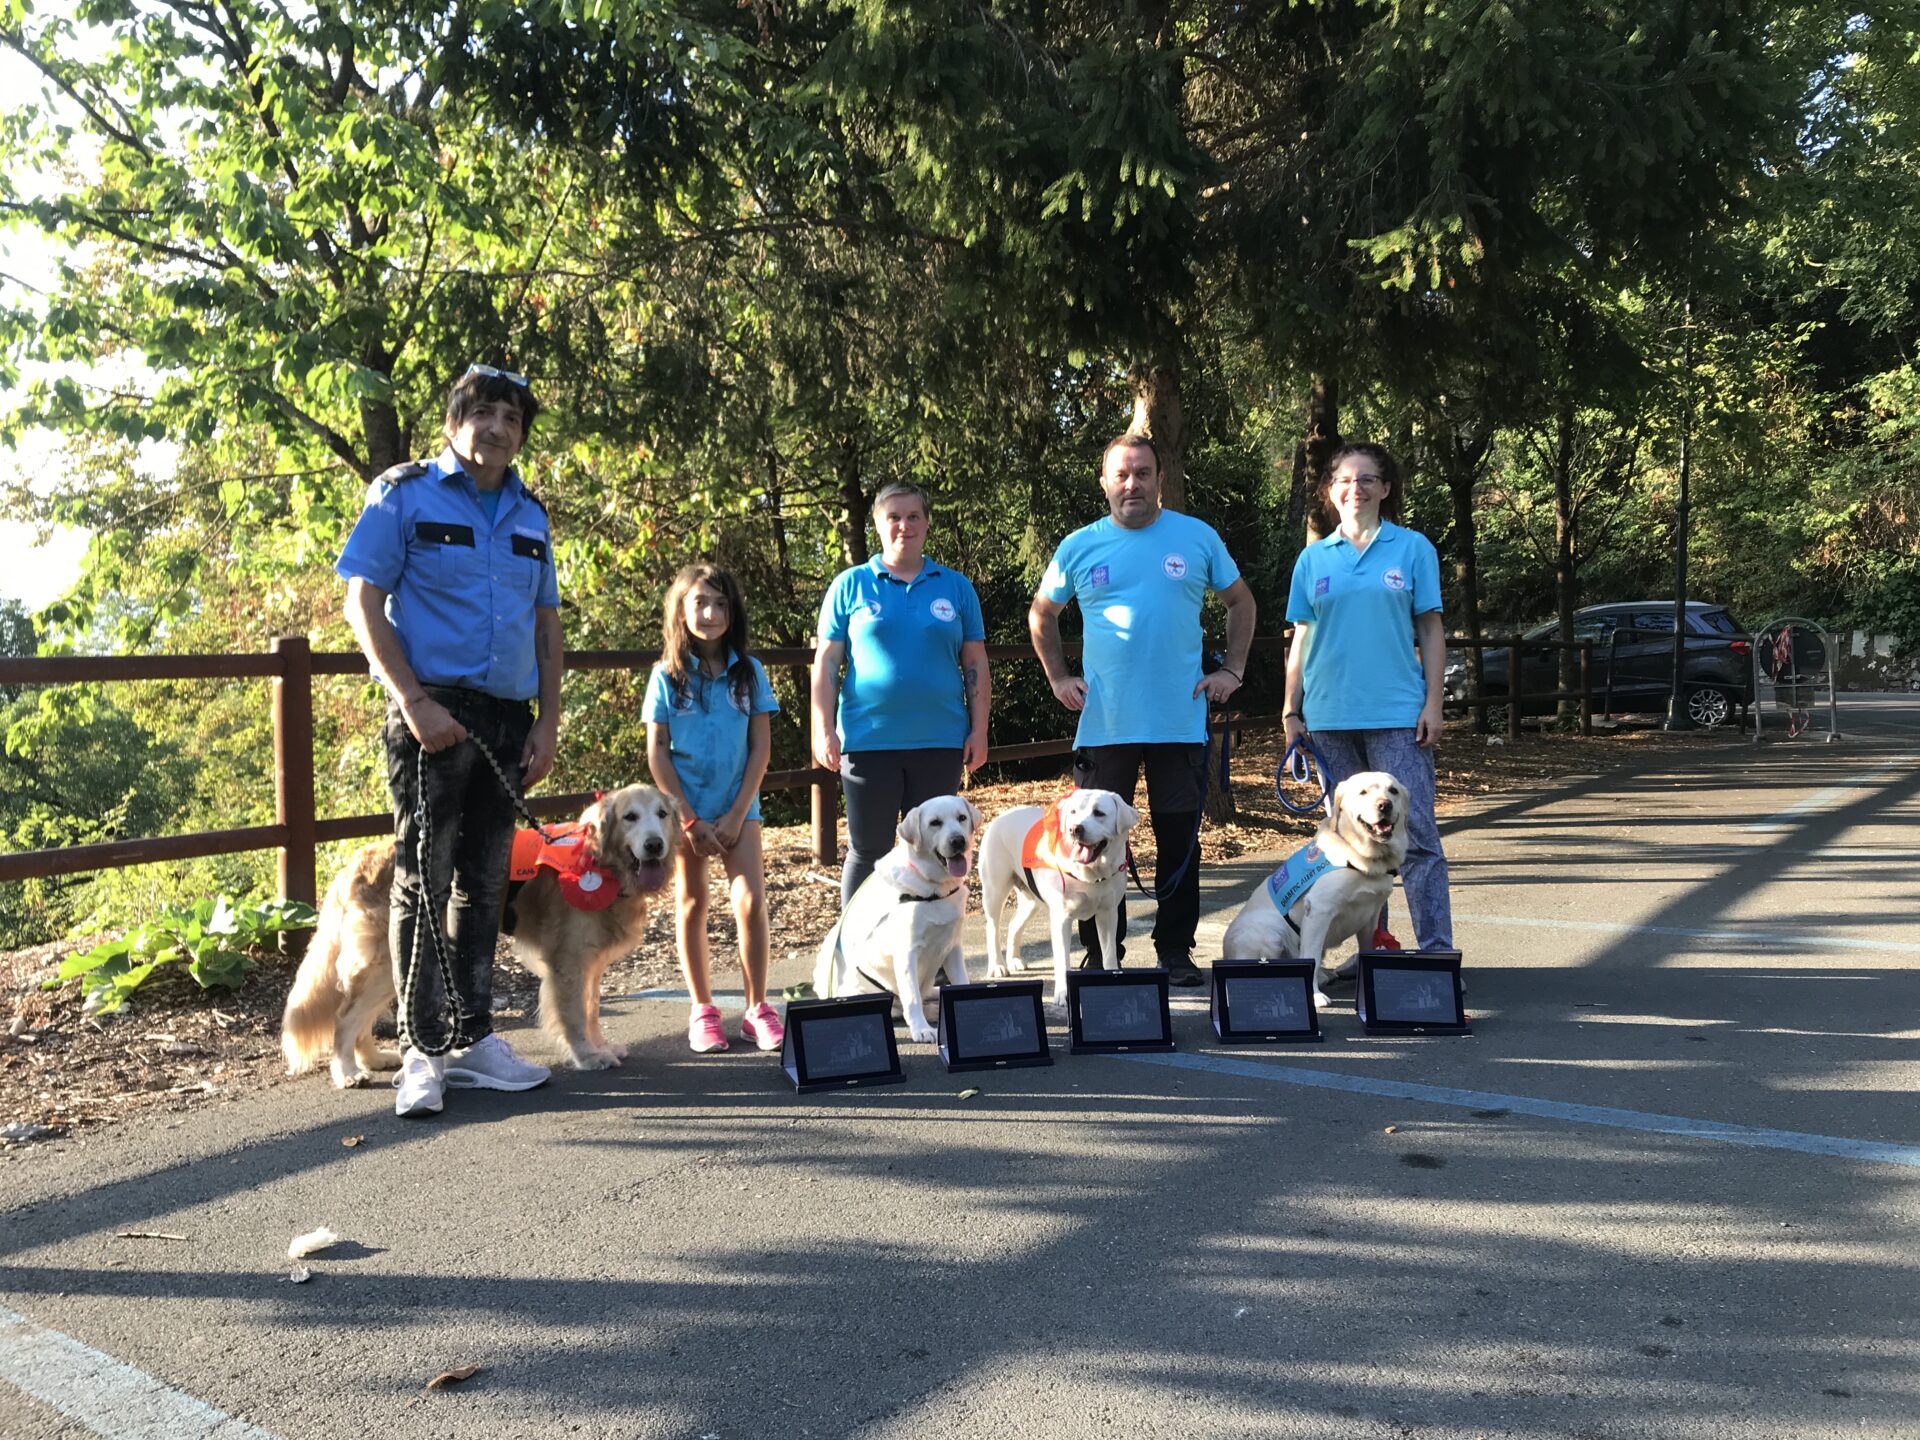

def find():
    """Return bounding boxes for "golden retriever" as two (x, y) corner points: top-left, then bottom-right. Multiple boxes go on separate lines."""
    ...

(281, 784), (676, 1082)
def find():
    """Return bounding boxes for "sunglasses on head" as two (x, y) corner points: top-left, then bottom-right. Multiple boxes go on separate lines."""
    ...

(465, 363), (530, 389)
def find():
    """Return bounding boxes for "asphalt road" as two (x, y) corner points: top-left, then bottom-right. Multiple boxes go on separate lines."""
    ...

(4, 698), (1917, 1439)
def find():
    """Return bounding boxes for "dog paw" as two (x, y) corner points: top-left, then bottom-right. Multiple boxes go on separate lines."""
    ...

(908, 1024), (938, 1044)
(329, 1065), (370, 1089)
(1312, 990), (1333, 1011)
(568, 1050), (620, 1071)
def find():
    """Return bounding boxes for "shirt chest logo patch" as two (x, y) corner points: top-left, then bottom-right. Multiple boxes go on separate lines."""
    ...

(1162, 553), (1188, 580)
(1090, 564), (1110, 588)
(1382, 568), (1407, 591)
(929, 597), (957, 622)
(853, 600), (883, 623)
(1314, 576), (1330, 598)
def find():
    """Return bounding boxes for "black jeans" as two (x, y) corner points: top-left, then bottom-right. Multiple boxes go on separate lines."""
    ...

(839, 747), (965, 907)
(384, 686), (532, 1051)
(1072, 743), (1206, 965)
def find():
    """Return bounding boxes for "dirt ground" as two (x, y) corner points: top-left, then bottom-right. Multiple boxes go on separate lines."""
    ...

(0, 721), (1728, 1149)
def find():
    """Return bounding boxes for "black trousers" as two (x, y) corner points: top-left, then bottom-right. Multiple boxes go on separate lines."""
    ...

(384, 686), (532, 1051)
(839, 747), (965, 907)
(1072, 743), (1206, 965)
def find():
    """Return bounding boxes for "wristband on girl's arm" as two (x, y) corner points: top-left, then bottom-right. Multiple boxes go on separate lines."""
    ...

(681, 815), (701, 833)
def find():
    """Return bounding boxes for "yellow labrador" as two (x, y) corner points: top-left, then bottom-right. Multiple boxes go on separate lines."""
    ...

(813, 795), (982, 1043)
(1219, 771), (1410, 1006)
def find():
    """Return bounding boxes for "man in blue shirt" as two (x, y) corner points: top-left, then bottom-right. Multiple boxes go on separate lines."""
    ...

(337, 366), (563, 1117)
(1029, 433), (1256, 983)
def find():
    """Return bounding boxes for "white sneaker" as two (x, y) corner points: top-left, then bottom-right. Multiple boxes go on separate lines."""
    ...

(394, 1050), (446, 1118)
(443, 1033), (551, 1091)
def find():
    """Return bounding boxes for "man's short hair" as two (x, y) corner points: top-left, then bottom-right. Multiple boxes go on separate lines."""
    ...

(446, 367), (542, 432)
(1102, 430), (1160, 472)
(871, 481), (933, 519)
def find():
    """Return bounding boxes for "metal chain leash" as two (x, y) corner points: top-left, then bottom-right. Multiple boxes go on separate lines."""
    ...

(396, 734), (553, 1057)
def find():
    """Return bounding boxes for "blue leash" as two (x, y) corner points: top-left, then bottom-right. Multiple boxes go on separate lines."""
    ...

(1275, 735), (1333, 816)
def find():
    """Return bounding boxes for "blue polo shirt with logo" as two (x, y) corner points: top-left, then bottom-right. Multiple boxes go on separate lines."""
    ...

(336, 448), (560, 703)
(819, 557), (985, 752)
(643, 653), (780, 823)
(1039, 510), (1240, 746)
(1286, 521), (1442, 731)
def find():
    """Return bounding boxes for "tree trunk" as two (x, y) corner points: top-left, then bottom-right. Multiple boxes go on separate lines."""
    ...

(360, 397), (403, 477)
(1553, 398), (1578, 723)
(1129, 361), (1187, 513)
(834, 442), (867, 569)
(1431, 412), (1492, 729)
(1301, 373), (1339, 542)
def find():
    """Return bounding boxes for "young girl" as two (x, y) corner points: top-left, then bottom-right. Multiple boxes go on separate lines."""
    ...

(644, 564), (784, 1054)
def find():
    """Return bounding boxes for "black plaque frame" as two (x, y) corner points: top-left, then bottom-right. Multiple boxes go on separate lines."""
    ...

(1356, 950), (1471, 1035)
(781, 995), (908, 1092)
(936, 981), (1053, 1072)
(1065, 967), (1176, 1054)
(1209, 960), (1324, 1043)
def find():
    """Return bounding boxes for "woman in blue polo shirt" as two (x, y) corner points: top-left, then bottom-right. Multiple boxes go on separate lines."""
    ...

(1282, 443), (1452, 949)
(810, 482), (991, 906)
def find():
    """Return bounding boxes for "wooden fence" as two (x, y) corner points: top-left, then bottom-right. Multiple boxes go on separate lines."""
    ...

(0, 631), (1591, 916)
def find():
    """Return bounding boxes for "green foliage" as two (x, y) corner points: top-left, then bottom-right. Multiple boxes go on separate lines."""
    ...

(44, 894), (316, 1014)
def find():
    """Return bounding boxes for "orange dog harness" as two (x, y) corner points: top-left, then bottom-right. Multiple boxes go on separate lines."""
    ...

(509, 822), (620, 911)
(1020, 795), (1080, 872)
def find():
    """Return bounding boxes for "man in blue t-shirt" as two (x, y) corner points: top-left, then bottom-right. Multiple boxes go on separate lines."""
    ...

(1029, 432), (1256, 983)
(337, 366), (563, 1117)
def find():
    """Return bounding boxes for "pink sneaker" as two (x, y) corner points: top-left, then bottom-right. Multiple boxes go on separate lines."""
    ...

(740, 1001), (785, 1052)
(688, 1004), (729, 1053)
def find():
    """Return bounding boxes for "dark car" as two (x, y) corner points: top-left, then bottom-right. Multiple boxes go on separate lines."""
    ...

(1448, 601), (1753, 728)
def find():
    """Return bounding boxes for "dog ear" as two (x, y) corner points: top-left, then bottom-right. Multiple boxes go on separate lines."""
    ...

(898, 806), (922, 849)
(582, 793), (611, 858)
(1329, 777), (1350, 812)
(1117, 797), (1141, 830)
(964, 798), (983, 834)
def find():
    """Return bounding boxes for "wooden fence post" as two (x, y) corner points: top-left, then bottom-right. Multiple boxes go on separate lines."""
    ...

(273, 635), (317, 956)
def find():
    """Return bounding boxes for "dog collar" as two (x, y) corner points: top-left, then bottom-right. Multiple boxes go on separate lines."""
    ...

(1264, 840), (1343, 918)
(508, 823), (621, 912)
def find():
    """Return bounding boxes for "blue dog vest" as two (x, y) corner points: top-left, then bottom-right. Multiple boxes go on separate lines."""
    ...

(1265, 841), (1341, 918)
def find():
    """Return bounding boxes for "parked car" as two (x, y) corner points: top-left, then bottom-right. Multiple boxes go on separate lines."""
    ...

(1446, 601), (1753, 728)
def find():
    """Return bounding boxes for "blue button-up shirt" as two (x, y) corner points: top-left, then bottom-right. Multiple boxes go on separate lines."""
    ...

(336, 448), (560, 701)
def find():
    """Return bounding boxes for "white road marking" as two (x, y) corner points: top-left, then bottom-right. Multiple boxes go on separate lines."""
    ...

(1745, 752), (1919, 831)
(0, 1304), (279, 1439)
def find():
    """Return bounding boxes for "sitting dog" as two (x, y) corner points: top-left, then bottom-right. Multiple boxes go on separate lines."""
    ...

(978, 788), (1140, 1011)
(813, 794), (982, 1043)
(1219, 771), (1410, 1006)
(281, 784), (676, 1083)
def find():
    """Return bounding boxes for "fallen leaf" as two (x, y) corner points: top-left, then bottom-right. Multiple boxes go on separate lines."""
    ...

(1383, 1125), (1398, 1134)
(424, 1365), (481, 1392)
(287, 1226), (340, 1259)
(340, 1135), (364, 1148)
(781, 982), (815, 1000)
(288, 1266), (312, 1284)
(957, 1088), (980, 1100)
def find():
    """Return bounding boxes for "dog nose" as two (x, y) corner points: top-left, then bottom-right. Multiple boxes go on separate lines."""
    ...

(642, 838), (665, 858)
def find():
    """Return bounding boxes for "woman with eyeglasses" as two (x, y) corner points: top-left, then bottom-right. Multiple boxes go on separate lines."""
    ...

(1281, 443), (1452, 952)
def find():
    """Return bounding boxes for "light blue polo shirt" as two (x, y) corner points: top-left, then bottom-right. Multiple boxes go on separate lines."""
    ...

(336, 449), (560, 702)
(819, 557), (985, 752)
(1039, 510), (1240, 746)
(1286, 521), (1442, 731)
(643, 654), (780, 823)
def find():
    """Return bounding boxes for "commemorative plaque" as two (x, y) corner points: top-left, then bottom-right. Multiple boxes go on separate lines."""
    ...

(1066, 968), (1175, 1054)
(781, 995), (907, 1092)
(1357, 950), (1470, 1035)
(1209, 960), (1323, 1043)
(936, 980), (1052, 1072)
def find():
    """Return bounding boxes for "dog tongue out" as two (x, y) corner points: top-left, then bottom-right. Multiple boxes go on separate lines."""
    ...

(946, 854), (969, 877)
(1072, 842), (1098, 864)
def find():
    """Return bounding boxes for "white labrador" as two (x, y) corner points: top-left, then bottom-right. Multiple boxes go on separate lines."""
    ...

(813, 795), (983, 1042)
(1219, 771), (1410, 1006)
(978, 788), (1140, 1011)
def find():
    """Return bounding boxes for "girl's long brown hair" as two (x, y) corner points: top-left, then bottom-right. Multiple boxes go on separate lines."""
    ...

(660, 563), (756, 710)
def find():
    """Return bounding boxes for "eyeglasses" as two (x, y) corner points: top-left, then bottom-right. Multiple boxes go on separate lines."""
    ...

(1331, 473), (1387, 488)
(466, 363), (530, 389)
